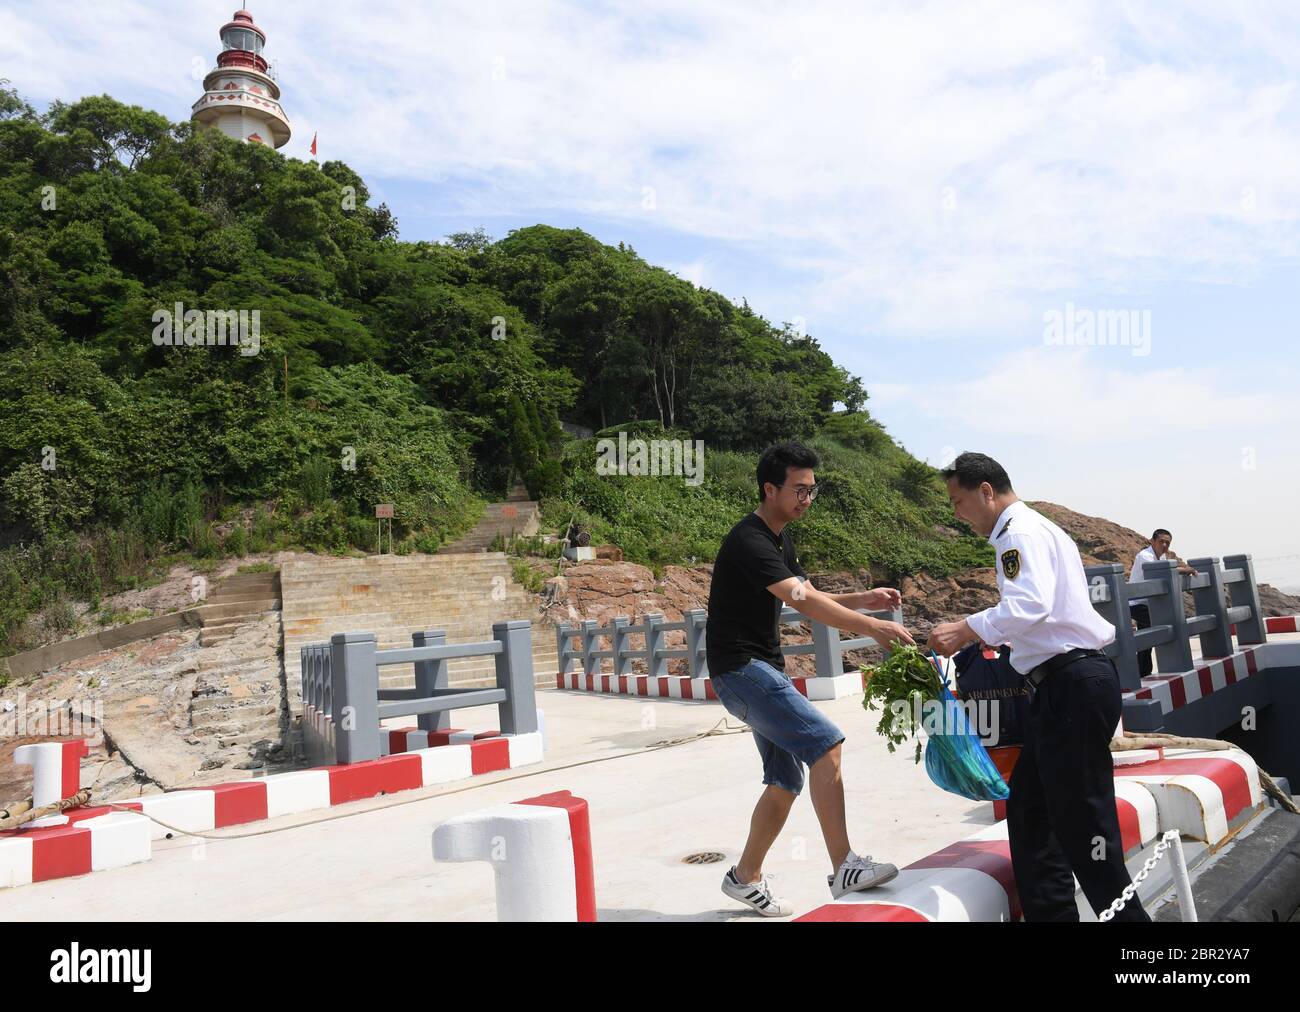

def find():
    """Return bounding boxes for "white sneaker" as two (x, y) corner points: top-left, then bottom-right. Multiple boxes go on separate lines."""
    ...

(721, 866), (793, 917)
(828, 851), (898, 898)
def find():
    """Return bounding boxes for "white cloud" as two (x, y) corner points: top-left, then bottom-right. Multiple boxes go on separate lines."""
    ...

(877, 345), (1296, 442)
(6, 1), (1299, 341)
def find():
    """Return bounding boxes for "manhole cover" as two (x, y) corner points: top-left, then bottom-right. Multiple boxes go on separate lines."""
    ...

(682, 851), (726, 865)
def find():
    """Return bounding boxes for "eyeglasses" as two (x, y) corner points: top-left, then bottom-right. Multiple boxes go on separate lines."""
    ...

(778, 483), (821, 503)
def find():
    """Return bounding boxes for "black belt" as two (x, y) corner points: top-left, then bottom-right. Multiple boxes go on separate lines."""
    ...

(1025, 647), (1107, 688)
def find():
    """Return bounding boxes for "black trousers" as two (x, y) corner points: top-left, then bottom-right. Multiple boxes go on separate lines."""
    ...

(1007, 653), (1151, 922)
(1130, 603), (1153, 677)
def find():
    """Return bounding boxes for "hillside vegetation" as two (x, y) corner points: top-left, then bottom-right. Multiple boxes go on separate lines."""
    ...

(0, 87), (989, 659)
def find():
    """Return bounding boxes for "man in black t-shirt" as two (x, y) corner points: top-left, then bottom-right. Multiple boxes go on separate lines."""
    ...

(710, 442), (915, 917)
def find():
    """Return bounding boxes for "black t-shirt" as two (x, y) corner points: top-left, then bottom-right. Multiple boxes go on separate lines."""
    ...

(706, 512), (807, 675)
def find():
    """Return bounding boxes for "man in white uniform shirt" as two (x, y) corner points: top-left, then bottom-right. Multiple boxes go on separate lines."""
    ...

(928, 452), (1150, 922)
(1129, 529), (1197, 677)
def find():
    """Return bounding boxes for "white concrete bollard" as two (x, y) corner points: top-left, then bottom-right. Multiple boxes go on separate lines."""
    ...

(432, 790), (595, 922)
(12, 740), (88, 828)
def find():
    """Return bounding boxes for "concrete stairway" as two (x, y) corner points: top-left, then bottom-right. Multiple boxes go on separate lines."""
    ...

(186, 616), (287, 758)
(197, 570), (281, 647)
(438, 501), (541, 554)
(280, 553), (559, 723)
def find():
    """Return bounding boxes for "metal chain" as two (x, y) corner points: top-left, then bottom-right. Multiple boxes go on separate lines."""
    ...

(1098, 829), (1179, 922)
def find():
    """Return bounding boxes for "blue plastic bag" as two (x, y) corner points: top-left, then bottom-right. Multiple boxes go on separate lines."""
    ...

(922, 652), (1010, 801)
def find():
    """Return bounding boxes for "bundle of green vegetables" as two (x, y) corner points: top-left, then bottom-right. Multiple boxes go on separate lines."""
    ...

(861, 642), (945, 763)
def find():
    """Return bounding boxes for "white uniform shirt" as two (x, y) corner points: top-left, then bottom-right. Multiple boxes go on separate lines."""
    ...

(1127, 546), (1161, 608)
(966, 500), (1116, 674)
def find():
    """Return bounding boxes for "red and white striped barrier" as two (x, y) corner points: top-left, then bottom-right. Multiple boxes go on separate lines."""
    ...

(0, 739), (152, 887)
(800, 760), (1172, 923)
(795, 822), (1018, 922)
(554, 669), (862, 702)
(1124, 645), (1266, 714)
(0, 811), (151, 888)
(1113, 747), (1262, 846)
(433, 789), (596, 922)
(1232, 615), (1297, 635)
(0, 729), (544, 890)
(381, 727), (502, 755)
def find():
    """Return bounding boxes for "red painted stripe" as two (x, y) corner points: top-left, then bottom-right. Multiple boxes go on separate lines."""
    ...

(471, 730), (501, 741)
(555, 673), (564, 689)
(791, 679), (809, 697)
(518, 790), (597, 922)
(1135, 687), (1152, 700)
(907, 839), (1019, 921)
(1245, 649), (1258, 675)
(426, 729), (466, 746)
(618, 675), (629, 694)
(657, 676), (670, 697)
(1115, 797), (1141, 855)
(794, 902), (929, 923)
(1223, 658), (1238, 685)
(1114, 757), (1253, 822)
(585, 673), (596, 691)
(1166, 676), (1186, 708)
(705, 680), (718, 701)
(1265, 616), (1298, 633)
(1195, 667), (1212, 697)
(28, 824), (92, 882)
(636, 676), (648, 696)
(680, 678), (694, 700)
(326, 754), (423, 805)
(61, 740), (88, 801)
(601, 675), (613, 693)
(208, 782), (269, 827)
(388, 727), (418, 754)
(469, 737), (511, 775)
(992, 799), (1007, 822)
(64, 806), (115, 824)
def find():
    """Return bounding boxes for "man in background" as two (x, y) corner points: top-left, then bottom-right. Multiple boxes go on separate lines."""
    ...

(1128, 529), (1198, 677)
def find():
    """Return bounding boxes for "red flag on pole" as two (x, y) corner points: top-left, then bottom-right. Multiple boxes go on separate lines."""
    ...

(310, 132), (318, 158)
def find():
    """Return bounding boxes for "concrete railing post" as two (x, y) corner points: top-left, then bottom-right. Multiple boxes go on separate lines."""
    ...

(494, 620), (539, 736)
(1145, 559), (1194, 674)
(412, 629), (451, 733)
(1224, 553), (1267, 645)
(330, 631), (381, 764)
(811, 618), (840, 678)
(611, 616), (632, 677)
(684, 608), (708, 678)
(556, 623), (576, 675)
(644, 612), (667, 677)
(1086, 563), (1143, 692)
(580, 619), (599, 676)
(1186, 557), (1233, 659)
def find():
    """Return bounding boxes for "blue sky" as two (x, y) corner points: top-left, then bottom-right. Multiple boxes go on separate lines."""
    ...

(4, 0), (1300, 587)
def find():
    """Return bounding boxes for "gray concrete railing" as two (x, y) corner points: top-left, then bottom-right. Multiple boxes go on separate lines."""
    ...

(1085, 553), (1266, 697)
(555, 603), (904, 681)
(300, 621), (538, 764)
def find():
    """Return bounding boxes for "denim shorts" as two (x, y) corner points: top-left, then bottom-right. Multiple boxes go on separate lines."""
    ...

(710, 658), (845, 796)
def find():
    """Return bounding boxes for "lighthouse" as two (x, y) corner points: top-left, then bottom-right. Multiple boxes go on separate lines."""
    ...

(190, 9), (291, 149)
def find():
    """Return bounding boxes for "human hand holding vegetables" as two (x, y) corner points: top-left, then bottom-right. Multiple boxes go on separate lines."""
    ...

(861, 643), (946, 761)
